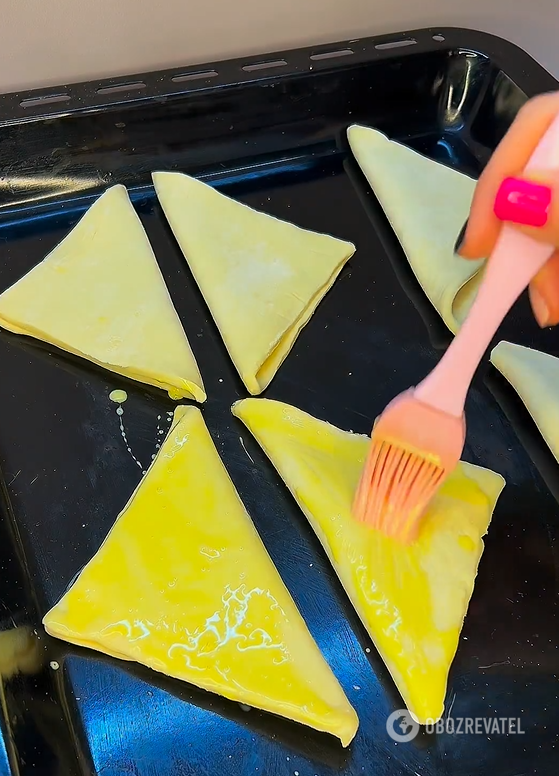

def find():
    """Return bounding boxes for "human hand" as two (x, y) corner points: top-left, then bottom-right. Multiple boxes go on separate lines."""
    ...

(455, 91), (559, 328)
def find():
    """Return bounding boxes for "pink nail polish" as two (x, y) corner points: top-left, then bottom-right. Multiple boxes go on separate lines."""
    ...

(494, 177), (552, 228)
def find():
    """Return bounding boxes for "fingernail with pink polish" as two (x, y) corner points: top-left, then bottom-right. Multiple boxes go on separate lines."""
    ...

(494, 177), (552, 228)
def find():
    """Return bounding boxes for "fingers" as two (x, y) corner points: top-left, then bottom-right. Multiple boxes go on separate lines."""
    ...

(454, 91), (559, 327)
(530, 248), (559, 326)
(457, 91), (559, 259)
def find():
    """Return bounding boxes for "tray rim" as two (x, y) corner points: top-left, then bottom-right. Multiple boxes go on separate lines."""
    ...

(1, 26), (557, 128)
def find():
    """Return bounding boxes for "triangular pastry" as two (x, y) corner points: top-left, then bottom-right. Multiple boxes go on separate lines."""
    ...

(348, 125), (485, 333)
(491, 340), (559, 463)
(0, 185), (205, 401)
(233, 398), (505, 723)
(153, 172), (355, 393)
(43, 405), (358, 746)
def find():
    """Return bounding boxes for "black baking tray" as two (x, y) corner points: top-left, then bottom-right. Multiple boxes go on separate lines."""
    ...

(0, 26), (558, 776)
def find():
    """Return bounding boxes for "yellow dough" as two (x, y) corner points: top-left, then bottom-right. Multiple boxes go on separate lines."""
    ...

(491, 340), (559, 463)
(233, 398), (505, 723)
(152, 172), (355, 394)
(348, 125), (485, 333)
(43, 406), (358, 746)
(0, 186), (205, 401)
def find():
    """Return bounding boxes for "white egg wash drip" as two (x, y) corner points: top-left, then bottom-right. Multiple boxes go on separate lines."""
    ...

(152, 411), (174, 461)
(109, 392), (175, 474)
(108, 390), (145, 473)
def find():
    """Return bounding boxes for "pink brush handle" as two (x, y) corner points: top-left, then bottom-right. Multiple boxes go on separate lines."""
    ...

(414, 111), (559, 418)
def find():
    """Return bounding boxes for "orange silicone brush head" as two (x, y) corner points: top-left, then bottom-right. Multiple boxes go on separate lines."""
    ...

(353, 389), (466, 543)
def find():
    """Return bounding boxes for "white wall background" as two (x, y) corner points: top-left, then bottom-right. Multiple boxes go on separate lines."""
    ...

(2, 0), (558, 93)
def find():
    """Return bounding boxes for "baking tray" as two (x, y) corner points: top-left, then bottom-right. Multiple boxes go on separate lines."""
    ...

(0, 26), (557, 776)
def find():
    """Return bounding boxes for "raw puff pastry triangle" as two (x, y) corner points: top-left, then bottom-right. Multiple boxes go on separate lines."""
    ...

(233, 398), (505, 723)
(153, 172), (355, 394)
(348, 125), (485, 333)
(43, 405), (358, 746)
(491, 340), (559, 462)
(0, 185), (205, 401)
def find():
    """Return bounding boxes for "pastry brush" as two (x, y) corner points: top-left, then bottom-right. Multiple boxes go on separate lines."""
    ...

(353, 110), (559, 543)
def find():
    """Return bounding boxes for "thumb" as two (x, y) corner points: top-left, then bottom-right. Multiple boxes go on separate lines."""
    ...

(494, 169), (559, 246)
